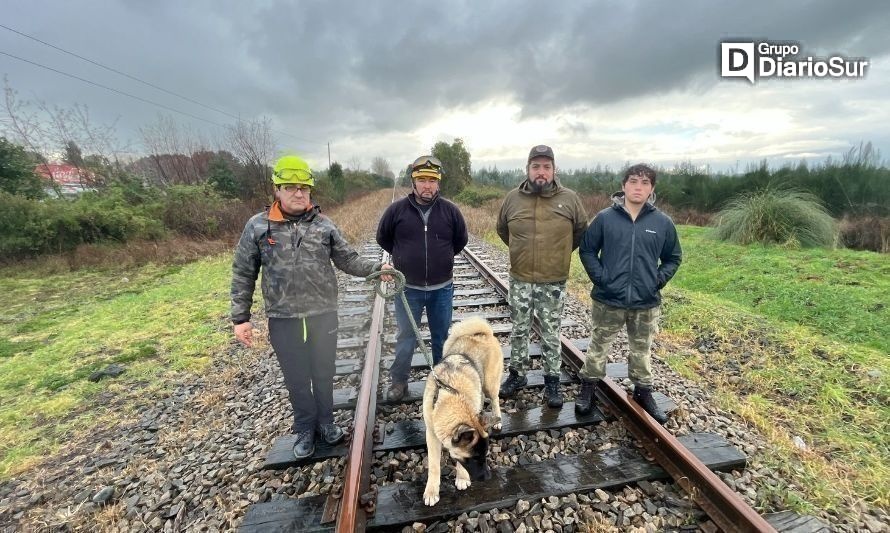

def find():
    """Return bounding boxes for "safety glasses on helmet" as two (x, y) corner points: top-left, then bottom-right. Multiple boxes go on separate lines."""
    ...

(411, 155), (442, 171)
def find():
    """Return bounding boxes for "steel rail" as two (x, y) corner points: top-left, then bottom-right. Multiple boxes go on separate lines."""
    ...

(461, 247), (775, 533)
(335, 252), (390, 533)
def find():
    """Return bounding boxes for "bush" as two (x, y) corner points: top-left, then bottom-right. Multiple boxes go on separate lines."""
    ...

(454, 184), (504, 207)
(839, 215), (890, 253)
(0, 187), (167, 258)
(713, 188), (838, 248)
(159, 185), (250, 238)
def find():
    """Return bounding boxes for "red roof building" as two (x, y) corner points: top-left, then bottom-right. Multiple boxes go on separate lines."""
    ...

(35, 164), (96, 196)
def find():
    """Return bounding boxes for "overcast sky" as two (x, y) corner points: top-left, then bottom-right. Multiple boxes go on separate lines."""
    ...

(2, 0), (889, 172)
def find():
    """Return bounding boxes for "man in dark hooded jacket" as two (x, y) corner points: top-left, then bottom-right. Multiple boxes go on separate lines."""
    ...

(576, 163), (682, 424)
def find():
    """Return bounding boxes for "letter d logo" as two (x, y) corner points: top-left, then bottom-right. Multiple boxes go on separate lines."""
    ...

(721, 42), (755, 83)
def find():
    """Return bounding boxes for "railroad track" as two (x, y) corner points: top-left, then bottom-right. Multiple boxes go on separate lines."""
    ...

(239, 242), (825, 533)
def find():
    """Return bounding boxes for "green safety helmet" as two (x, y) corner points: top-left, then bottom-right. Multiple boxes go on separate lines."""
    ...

(271, 155), (314, 187)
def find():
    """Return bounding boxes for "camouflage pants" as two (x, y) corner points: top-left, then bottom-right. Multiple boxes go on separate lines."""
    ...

(581, 300), (660, 386)
(507, 278), (566, 377)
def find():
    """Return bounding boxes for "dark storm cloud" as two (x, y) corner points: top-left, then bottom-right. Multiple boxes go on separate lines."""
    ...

(1, 0), (888, 157)
(241, 0), (890, 130)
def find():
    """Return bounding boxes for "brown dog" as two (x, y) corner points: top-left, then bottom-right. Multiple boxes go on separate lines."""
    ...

(422, 316), (503, 506)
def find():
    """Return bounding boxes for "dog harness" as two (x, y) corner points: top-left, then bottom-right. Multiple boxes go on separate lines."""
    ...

(430, 353), (483, 406)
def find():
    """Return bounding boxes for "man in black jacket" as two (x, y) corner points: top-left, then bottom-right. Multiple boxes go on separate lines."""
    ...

(376, 155), (469, 400)
(576, 164), (682, 424)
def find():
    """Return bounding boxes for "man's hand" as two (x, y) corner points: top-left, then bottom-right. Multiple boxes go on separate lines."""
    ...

(379, 263), (394, 282)
(234, 322), (253, 347)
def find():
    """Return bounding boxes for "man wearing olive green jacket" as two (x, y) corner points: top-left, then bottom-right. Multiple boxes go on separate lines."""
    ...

(497, 145), (588, 408)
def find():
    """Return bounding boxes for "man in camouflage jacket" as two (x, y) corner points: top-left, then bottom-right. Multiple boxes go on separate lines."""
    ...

(231, 155), (390, 459)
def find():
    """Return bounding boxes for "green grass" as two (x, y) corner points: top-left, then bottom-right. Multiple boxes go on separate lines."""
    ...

(0, 256), (236, 477)
(559, 225), (889, 511)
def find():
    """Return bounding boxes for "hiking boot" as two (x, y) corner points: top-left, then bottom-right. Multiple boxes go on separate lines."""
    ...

(499, 368), (527, 397)
(574, 378), (599, 415)
(543, 374), (563, 408)
(317, 423), (345, 445)
(386, 382), (408, 401)
(292, 429), (315, 459)
(633, 386), (668, 425)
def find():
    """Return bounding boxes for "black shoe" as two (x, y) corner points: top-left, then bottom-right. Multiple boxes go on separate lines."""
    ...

(633, 386), (668, 425)
(499, 368), (527, 397)
(543, 374), (563, 408)
(575, 378), (598, 415)
(386, 382), (408, 401)
(317, 423), (345, 445)
(292, 429), (315, 459)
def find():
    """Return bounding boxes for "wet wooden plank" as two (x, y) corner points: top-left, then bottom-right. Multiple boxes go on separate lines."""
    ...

(453, 288), (497, 297)
(375, 401), (606, 452)
(248, 432), (745, 530)
(367, 432), (745, 530)
(263, 435), (349, 470)
(451, 297), (505, 307)
(239, 496), (332, 533)
(338, 306), (370, 317)
(765, 511), (832, 532)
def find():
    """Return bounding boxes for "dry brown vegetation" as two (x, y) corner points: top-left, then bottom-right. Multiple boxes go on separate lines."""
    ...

(324, 188), (401, 243)
(839, 214), (890, 253)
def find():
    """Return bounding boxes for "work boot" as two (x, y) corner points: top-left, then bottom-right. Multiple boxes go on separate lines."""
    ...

(386, 382), (408, 401)
(292, 429), (315, 459)
(632, 386), (668, 425)
(543, 374), (563, 408)
(499, 368), (527, 397)
(317, 423), (345, 445)
(574, 378), (598, 415)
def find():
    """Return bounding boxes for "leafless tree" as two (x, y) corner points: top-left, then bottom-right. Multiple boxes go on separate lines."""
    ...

(371, 156), (393, 179)
(346, 155), (363, 172)
(140, 114), (212, 186)
(225, 116), (276, 199)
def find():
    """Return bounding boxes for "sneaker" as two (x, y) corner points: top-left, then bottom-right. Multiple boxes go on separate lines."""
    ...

(574, 378), (598, 415)
(292, 429), (315, 459)
(386, 382), (408, 401)
(543, 374), (563, 408)
(499, 368), (528, 397)
(317, 423), (345, 445)
(632, 386), (668, 425)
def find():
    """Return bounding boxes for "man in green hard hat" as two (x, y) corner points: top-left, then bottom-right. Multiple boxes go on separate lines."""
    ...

(231, 154), (391, 459)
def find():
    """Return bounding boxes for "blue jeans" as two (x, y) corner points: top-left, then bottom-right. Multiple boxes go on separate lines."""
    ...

(390, 283), (454, 383)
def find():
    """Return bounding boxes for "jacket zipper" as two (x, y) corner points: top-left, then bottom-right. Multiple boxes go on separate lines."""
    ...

(424, 223), (429, 287)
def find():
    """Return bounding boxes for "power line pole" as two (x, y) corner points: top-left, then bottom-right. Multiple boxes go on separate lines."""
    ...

(327, 142), (332, 170)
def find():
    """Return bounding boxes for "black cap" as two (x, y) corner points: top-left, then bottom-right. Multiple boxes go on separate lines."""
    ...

(528, 144), (554, 163)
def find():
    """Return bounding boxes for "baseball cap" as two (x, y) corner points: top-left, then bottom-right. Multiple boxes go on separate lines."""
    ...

(528, 144), (554, 163)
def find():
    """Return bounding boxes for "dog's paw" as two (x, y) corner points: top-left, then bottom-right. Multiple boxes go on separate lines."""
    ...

(423, 482), (440, 506)
(491, 415), (502, 431)
(455, 478), (471, 491)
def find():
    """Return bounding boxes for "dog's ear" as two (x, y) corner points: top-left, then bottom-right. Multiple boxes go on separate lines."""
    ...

(451, 424), (476, 446)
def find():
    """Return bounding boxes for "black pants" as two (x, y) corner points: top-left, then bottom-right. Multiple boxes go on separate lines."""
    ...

(268, 312), (338, 433)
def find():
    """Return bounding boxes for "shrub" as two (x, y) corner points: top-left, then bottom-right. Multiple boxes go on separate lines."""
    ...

(839, 215), (890, 253)
(714, 188), (838, 248)
(159, 185), (249, 238)
(454, 184), (504, 207)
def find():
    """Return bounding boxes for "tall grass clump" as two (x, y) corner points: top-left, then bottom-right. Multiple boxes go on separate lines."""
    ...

(714, 189), (838, 248)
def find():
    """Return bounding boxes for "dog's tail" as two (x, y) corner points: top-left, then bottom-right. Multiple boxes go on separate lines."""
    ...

(448, 316), (494, 338)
